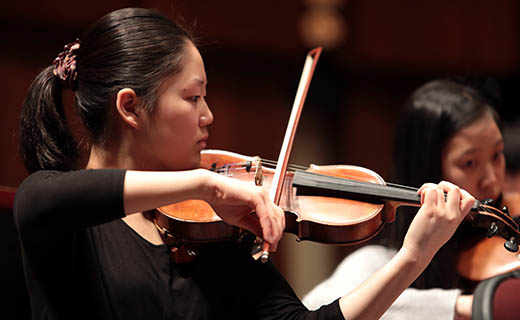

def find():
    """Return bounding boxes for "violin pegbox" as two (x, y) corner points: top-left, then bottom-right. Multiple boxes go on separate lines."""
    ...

(473, 203), (520, 253)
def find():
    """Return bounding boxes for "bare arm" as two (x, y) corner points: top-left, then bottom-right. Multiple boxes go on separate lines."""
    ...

(122, 169), (285, 250)
(339, 182), (474, 320)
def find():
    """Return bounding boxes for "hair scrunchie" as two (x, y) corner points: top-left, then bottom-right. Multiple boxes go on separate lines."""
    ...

(53, 39), (81, 90)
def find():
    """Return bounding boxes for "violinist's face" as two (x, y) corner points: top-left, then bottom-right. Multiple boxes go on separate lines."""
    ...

(441, 112), (505, 202)
(141, 41), (213, 171)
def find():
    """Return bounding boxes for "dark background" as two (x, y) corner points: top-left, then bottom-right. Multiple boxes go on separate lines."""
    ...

(2, 0), (520, 307)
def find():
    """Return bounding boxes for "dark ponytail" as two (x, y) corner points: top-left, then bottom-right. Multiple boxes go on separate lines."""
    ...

(19, 8), (194, 173)
(20, 66), (79, 173)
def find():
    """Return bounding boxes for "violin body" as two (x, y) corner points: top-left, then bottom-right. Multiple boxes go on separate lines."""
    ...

(155, 149), (398, 247)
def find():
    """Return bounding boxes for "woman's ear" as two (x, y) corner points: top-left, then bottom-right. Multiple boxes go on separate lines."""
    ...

(115, 88), (142, 128)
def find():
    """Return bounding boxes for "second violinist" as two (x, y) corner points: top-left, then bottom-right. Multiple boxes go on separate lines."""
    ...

(304, 79), (509, 320)
(14, 8), (473, 320)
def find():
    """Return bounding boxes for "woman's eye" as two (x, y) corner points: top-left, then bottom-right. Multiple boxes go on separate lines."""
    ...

(463, 160), (476, 168)
(493, 150), (504, 161)
(190, 96), (200, 102)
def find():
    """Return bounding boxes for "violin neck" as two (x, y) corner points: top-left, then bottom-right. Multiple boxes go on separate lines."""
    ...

(292, 170), (422, 207)
(292, 171), (483, 211)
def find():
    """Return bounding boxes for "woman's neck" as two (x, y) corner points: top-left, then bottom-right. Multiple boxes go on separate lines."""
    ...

(87, 145), (165, 245)
(86, 144), (139, 169)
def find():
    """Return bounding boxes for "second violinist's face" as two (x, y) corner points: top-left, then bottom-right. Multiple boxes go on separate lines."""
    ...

(139, 41), (213, 171)
(441, 112), (505, 202)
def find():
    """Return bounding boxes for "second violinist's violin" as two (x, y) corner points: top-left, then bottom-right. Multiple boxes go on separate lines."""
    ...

(457, 192), (520, 284)
(154, 149), (520, 261)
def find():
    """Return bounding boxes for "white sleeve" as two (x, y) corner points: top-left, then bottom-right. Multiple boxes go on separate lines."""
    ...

(302, 245), (461, 320)
(380, 287), (460, 320)
(302, 245), (395, 310)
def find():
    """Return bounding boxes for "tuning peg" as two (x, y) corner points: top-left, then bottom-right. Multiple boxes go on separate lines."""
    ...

(502, 206), (510, 216)
(504, 237), (519, 252)
(486, 222), (499, 238)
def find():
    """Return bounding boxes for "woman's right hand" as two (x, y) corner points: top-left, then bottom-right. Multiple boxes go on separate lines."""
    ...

(123, 169), (284, 251)
(402, 181), (475, 263)
(205, 171), (285, 251)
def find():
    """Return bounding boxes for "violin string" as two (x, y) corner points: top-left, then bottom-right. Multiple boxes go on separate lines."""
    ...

(211, 161), (306, 173)
(213, 162), (426, 199)
(385, 182), (418, 191)
(213, 168), (515, 232)
(210, 161), (502, 218)
(259, 158), (308, 171)
(210, 159), (419, 188)
(382, 182), (494, 216)
(262, 160), (411, 186)
(210, 162), (519, 235)
(217, 163), (399, 187)
(480, 204), (510, 220)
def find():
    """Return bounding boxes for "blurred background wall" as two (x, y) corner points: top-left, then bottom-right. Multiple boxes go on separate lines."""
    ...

(2, 0), (520, 303)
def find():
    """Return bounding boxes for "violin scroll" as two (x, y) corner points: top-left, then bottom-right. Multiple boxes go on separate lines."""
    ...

(472, 203), (520, 253)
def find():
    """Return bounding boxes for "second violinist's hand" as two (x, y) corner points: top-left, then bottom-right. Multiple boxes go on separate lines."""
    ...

(205, 171), (285, 251)
(403, 181), (475, 263)
(454, 295), (473, 320)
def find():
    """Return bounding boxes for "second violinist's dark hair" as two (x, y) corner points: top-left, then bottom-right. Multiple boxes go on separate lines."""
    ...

(20, 7), (195, 173)
(392, 79), (499, 188)
(381, 78), (499, 289)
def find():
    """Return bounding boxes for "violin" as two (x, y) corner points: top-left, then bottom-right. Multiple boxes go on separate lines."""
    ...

(153, 46), (519, 266)
(154, 149), (520, 262)
(457, 192), (520, 284)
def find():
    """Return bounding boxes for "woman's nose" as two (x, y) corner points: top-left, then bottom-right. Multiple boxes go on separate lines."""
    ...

(480, 162), (499, 194)
(200, 101), (214, 127)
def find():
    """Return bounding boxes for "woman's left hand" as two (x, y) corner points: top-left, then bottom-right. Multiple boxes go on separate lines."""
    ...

(403, 181), (475, 262)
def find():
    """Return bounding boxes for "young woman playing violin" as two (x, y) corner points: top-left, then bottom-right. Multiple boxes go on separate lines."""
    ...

(303, 79), (506, 319)
(14, 8), (474, 320)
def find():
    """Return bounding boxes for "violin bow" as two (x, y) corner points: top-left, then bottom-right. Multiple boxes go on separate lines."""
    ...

(252, 47), (323, 262)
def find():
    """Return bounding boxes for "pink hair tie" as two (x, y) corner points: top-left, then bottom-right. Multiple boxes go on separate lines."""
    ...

(53, 39), (81, 89)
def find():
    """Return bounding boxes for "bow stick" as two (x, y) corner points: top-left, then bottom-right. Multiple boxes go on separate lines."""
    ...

(252, 47), (323, 262)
